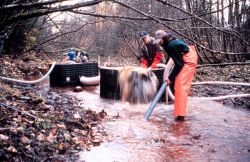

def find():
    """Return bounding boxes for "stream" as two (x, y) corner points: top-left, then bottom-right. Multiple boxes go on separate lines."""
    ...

(54, 85), (250, 162)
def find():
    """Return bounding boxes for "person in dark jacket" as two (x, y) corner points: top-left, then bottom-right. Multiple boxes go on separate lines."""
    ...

(139, 31), (164, 69)
(155, 30), (198, 121)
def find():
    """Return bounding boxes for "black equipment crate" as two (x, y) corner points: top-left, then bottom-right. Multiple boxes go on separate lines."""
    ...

(50, 62), (99, 87)
(100, 67), (166, 101)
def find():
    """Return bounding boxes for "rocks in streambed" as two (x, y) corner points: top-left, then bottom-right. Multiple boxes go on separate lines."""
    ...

(74, 86), (83, 92)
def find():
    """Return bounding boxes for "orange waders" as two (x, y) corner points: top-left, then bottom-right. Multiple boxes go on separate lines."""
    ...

(174, 45), (198, 117)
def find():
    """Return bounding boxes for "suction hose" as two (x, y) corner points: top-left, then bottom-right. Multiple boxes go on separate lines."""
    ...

(0, 62), (56, 84)
(192, 81), (250, 86)
(80, 75), (100, 85)
(144, 82), (168, 120)
(144, 63), (250, 121)
(0, 62), (101, 86)
(156, 63), (250, 100)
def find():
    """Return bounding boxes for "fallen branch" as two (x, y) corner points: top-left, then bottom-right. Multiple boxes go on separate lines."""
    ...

(0, 103), (38, 120)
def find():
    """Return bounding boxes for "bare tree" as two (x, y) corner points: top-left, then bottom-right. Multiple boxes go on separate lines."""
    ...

(1, 0), (249, 64)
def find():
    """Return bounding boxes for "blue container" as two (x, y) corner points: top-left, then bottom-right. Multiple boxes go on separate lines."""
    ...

(68, 50), (76, 61)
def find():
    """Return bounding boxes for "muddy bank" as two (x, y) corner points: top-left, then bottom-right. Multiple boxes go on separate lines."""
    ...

(0, 81), (108, 161)
(0, 52), (51, 79)
(0, 53), (108, 161)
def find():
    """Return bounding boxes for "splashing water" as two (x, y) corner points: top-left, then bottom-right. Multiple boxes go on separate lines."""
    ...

(118, 67), (158, 104)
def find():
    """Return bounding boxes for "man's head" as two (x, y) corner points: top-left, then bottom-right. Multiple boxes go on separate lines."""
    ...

(80, 52), (89, 63)
(139, 31), (151, 44)
(155, 30), (175, 45)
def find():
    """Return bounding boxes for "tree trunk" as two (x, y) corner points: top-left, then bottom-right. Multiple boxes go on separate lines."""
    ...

(235, 0), (241, 29)
(228, 0), (234, 28)
(0, 35), (4, 57)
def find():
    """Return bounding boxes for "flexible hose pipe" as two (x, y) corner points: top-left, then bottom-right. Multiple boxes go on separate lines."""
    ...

(80, 75), (100, 85)
(190, 94), (250, 101)
(192, 81), (250, 87)
(157, 63), (250, 101)
(0, 62), (249, 100)
(0, 62), (56, 84)
(144, 63), (250, 121)
(191, 81), (250, 100)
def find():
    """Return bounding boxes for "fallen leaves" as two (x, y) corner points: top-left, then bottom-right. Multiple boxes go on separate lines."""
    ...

(73, 112), (81, 119)
(7, 147), (17, 153)
(37, 133), (46, 142)
(57, 124), (67, 129)
(47, 128), (58, 143)
(58, 143), (67, 151)
(21, 136), (31, 144)
(0, 134), (9, 141)
(0, 90), (108, 161)
(91, 133), (103, 146)
(46, 135), (55, 143)
(0, 55), (108, 161)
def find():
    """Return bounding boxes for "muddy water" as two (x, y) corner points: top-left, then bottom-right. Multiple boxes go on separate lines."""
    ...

(61, 86), (249, 162)
(118, 67), (158, 104)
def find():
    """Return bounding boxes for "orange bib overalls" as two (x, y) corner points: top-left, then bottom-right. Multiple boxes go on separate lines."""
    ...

(174, 45), (198, 116)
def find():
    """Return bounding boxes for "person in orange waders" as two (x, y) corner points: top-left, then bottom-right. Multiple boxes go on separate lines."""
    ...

(155, 30), (198, 121)
(139, 31), (164, 69)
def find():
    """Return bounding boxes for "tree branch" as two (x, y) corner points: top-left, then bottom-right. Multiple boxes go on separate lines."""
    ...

(0, 0), (67, 12)
(122, 32), (141, 61)
(111, 0), (249, 55)
(155, 0), (249, 45)
(48, 15), (75, 45)
(0, 0), (106, 31)
(70, 9), (178, 21)
(22, 20), (105, 54)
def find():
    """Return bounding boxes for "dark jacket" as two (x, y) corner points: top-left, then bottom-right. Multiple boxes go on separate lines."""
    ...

(141, 38), (163, 68)
(162, 37), (189, 82)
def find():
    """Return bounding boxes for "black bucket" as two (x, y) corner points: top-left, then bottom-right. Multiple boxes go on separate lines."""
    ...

(100, 67), (166, 101)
